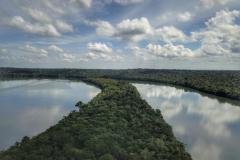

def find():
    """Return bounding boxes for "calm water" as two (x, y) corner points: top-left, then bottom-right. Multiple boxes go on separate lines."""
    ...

(0, 80), (100, 150)
(133, 83), (240, 160)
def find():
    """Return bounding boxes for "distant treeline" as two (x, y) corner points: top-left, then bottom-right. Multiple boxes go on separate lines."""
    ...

(0, 78), (191, 160)
(1, 68), (239, 100)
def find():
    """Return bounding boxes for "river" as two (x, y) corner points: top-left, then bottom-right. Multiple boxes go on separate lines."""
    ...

(133, 83), (240, 160)
(0, 79), (100, 150)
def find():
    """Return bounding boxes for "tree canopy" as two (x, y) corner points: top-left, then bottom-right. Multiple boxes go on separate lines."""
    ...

(0, 78), (191, 160)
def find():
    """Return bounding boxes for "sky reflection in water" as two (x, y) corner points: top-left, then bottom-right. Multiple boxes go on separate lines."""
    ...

(0, 80), (100, 150)
(133, 83), (240, 160)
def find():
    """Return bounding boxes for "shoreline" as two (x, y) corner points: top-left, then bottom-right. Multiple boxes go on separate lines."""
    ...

(0, 78), (192, 160)
(1, 68), (239, 101)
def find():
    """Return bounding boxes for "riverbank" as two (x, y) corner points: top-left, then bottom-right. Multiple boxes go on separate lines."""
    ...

(1, 68), (239, 100)
(0, 78), (191, 160)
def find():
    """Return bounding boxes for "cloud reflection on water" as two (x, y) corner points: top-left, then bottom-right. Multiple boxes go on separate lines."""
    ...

(133, 83), (240, 160)
(0, 80), (100, 150)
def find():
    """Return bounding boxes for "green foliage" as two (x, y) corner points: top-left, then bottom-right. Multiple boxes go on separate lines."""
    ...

(0, 78), (191, 160)
(99, 154), (116, 160)
(75, 101), (85, 109)
(1, 68), (239, 99)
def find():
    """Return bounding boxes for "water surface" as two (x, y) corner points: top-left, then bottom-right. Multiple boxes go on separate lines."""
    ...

(0, 79), (100, 150)
(133, 83), (240, 160)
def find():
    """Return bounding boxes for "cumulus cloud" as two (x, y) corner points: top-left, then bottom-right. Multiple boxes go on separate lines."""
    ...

(46, 45), (86, 63)
(55, 20), (74, 33)
(177, 12), (192, 22)
(24, 44), (48, 54)
(48, 45), (64, 53)
(86, 42), (122, 61)
(62, 53), (75, 62)
(155, 26), (187, 42)
(21, 44), (76, 63)
(27, 8), (51, 23)
(90, 20), (115, 36)
(90, 17), (188, 43)
(89, 17), (153, 42)
(9, 11), (74, 36)
(87, 42), (112, 53)
(200, 0), (235, 8)
(7, 0), (82, 37)
(132, 43), (195, 59)
(42, 0), (65, 15)
(206, 9), (239, 27)
(191, 9), (240, 55)
(10, 16), (61, 37)
(2, 0), (240, 68)
(23, 44), (48, 57)
(42, 0), (92, 14)
(157, 11), (193, 25)
(18, 44), (87, 63)
(115, 17), (153, 41)
(147, 43), (195, 58)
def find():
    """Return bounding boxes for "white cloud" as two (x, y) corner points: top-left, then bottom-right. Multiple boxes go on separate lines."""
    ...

(87, 42), (112, 53)
(95, 21), (115, 36)
(62, 53), (75, 62)
(157, 12), (174, 23)
(23, 44), (48, 57)
(206, 9), (239, 27)
(21, 44), (88, 63)
(10, 16), (61, 37)
(191, 9), (240, 55)
(86, 42), (122, 61)
(88, 17), (152, 42)
(42, 0), (65, 15)
(84, 20), (115, 36)
(115, 17), (153, 41)
(55, 20), (74, 32)
(2, 0), (240, 68)
(48, 45), (64, 53)
(200, 0), (235, 8)
(155, 26), (187, 42)
(27, 8), (51, 23)
(90, 17), (188, 43)
(7, 1), (83, 37)
(9, 11), (74, 36)
(157, 11), (193, 24)
(147, 43), (195, 58)
(24, 44), (48, 54)
(132, 43), (195, 59)
(177, 12), (192, 22)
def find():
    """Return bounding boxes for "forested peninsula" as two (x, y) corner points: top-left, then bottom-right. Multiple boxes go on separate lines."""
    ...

(0, 68), (239, 159)
(0, 78), (191, 160)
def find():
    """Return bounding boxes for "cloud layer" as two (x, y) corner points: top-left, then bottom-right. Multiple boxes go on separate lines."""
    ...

(0, 0), (240, 69)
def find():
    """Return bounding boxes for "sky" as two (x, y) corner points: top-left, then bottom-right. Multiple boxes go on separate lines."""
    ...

(0, 0), (240, 70)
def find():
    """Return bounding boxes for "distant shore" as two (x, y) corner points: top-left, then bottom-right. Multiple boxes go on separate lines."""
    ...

(1, 68), (239, 100)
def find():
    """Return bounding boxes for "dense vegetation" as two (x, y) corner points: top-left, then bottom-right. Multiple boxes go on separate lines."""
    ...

(0, 78), (191, 160)
(1, 68), (239, 100)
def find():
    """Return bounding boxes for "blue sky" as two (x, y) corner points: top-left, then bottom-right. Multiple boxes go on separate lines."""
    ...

(0, 0), (240, 69)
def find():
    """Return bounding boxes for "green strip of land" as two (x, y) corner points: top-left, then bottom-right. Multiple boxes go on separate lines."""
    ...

(0, 78), (191, 160)
(1, 68), (239, 100)
(1, 68), (239, 159)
